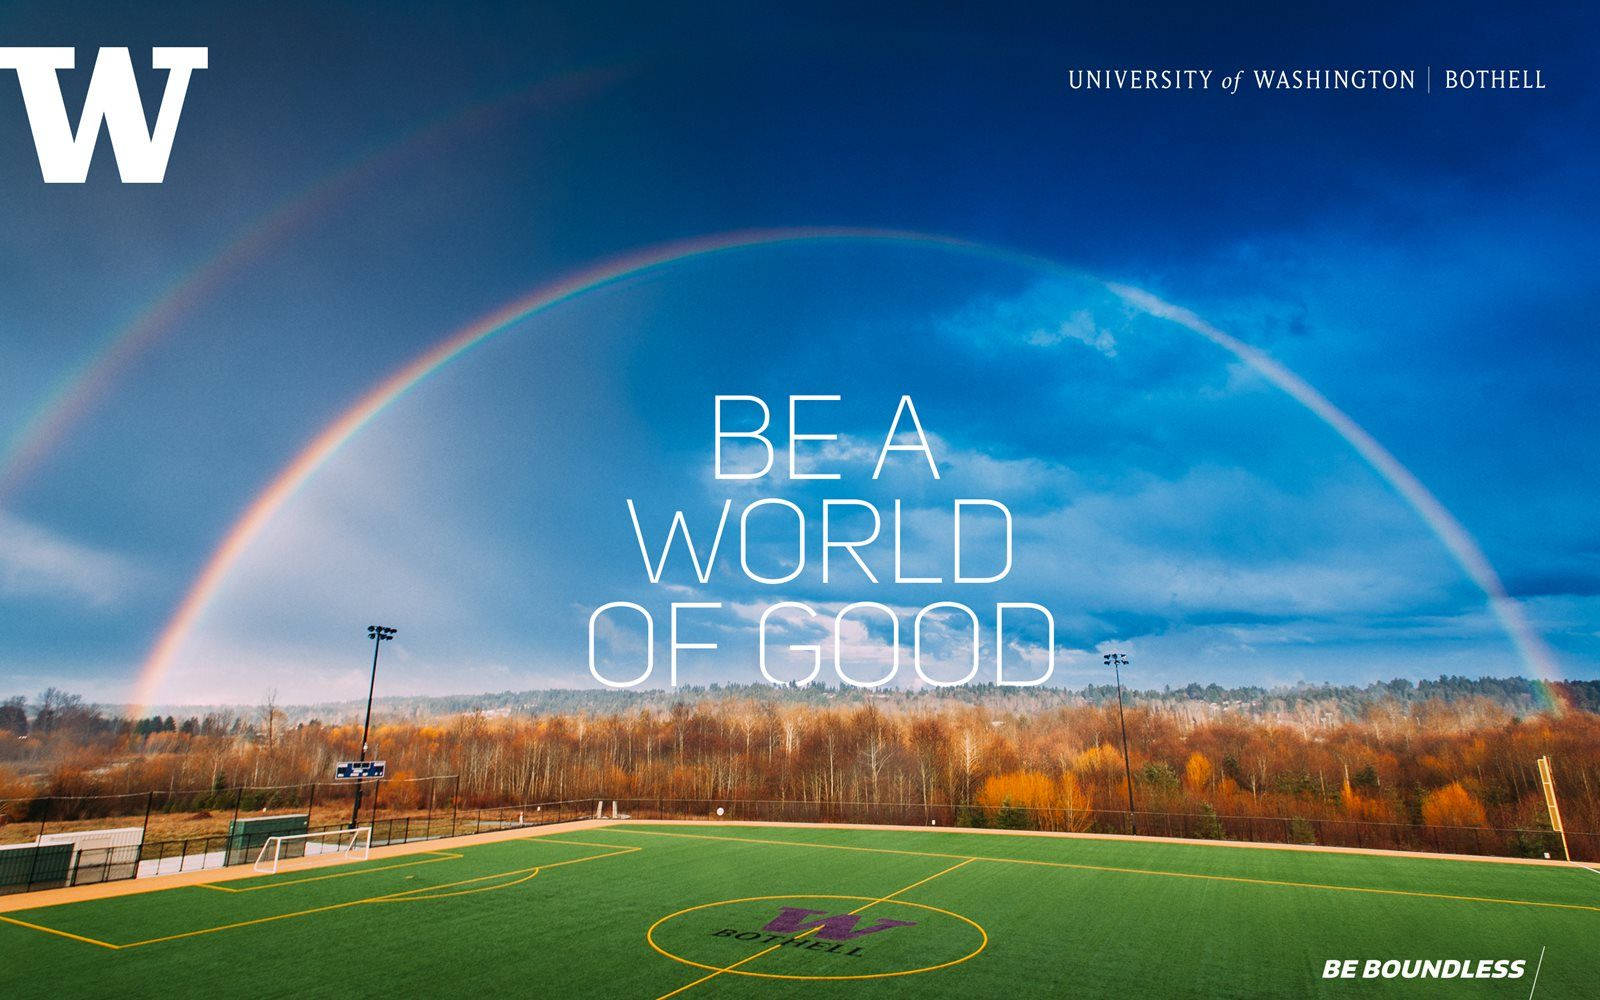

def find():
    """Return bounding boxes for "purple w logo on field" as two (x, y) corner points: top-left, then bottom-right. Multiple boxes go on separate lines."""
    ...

(761, 906), (918, 941)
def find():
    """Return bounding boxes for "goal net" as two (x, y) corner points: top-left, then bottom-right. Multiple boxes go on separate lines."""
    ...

(253, 826), (371, 874)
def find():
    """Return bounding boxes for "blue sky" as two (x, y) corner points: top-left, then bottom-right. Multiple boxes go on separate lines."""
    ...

(0, 2), (1595, 704)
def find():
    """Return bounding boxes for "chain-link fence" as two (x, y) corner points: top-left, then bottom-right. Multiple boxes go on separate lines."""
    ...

(0, 774), (475, 894)
(604, 796), (1596, 862)
(2, 785), (1590, 896)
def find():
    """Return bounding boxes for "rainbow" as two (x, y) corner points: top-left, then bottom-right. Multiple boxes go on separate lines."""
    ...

(0, 65), (621, 501)
(128, 228), (1568, 712)
(1108, 285), (1564, 705)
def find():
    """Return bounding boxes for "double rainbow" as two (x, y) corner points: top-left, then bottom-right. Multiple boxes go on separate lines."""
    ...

(68, 227), (1560, 712)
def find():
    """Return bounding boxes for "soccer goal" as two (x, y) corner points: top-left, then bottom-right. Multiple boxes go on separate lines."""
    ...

(253, 826), (371, 874)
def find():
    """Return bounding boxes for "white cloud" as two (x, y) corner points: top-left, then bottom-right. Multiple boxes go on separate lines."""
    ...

(0, 511), (140, 607)
(1027, 308), (1118, 357)
(1006, 463), (1462, 619)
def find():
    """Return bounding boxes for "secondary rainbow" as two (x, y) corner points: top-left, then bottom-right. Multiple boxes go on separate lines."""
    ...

(130, 228), (1567, 712)
(0, 65), (620, 501)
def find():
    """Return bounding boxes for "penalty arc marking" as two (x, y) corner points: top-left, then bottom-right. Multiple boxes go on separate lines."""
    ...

(0, 839), (640, 950)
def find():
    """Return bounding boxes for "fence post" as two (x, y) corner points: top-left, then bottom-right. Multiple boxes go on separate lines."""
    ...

(450, 776), (459, 838)
(24, 794), (52, 891)
(139, 790), (154, 872)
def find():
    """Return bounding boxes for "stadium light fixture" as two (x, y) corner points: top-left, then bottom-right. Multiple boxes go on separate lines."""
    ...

(352, 625), (397, 827)
(1103, 652), (1138, 834)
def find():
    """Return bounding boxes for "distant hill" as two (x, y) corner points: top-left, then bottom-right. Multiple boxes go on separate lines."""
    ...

(112, 674), (1600, 727)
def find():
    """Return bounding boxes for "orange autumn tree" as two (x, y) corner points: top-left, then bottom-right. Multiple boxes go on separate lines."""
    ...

(1055, 772), (1093, 831)
(1420, 781), (1488, 828)
(1339, 785), (1396, 824)
(1184, 752), (1213, 793)
(1338, 765), (1395, 824)
(976, 770), (1092, 832)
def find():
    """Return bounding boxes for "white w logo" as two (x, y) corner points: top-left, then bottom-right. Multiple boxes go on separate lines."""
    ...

(0, 47), (207, 183)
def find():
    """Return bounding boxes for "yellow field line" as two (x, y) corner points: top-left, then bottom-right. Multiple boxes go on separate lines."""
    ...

(119, 845), (640, 947)
(536, 837), (653, 851)
(369, 845), (640, 903)
(118, 895), (384, 948)
(527, 845), (642, 870)
(365, 868), (543, 903)
(613, 827), (978, 863)
(197, 852), (462, 892)
(0, 914), (121, 950)
(0, 840), (641, 951)
(874, 858), (976, 899)
(610, 828), (1600, 916)
(654, 857), (975, 1000)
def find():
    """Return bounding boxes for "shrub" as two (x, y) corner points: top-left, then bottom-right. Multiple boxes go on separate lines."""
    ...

(1288, 816), (1316, 845)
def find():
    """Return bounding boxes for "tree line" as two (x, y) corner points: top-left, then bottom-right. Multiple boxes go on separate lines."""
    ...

(2, 684), (1596, 857)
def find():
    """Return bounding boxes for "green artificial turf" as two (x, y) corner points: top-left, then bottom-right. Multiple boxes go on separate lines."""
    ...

(0, 823), (1594, 998)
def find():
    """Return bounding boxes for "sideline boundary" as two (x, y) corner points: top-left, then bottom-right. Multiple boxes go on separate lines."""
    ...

(617, 817), (1589, 869)
(5, 814), (1592, 919)
(605, 826), (1600, 915)
(0, 837), (639, 950)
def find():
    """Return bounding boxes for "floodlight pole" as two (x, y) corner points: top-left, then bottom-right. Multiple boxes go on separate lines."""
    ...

(351, 625), (395, 828)
(1536, 755), (1571, 863)
(1105, 652), (1137, 834)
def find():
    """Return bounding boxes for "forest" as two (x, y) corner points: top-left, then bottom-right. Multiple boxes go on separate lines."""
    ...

(2, 679), (1597, 860)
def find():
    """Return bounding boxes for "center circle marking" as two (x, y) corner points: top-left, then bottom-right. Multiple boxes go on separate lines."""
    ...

(647, 893), (988, 981)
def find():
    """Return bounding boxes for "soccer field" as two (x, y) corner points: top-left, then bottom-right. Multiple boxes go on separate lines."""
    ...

(0, 822), (1594, 998)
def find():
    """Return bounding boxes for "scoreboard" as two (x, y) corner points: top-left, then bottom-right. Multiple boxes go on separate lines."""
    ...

(335, 760), (386, 780)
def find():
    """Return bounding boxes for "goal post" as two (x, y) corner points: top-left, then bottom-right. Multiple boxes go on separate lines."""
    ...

(227, 813), (309, 866)
(253, 826), (371, 874)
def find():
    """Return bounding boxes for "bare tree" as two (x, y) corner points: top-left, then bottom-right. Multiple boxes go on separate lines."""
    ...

(262, 688), (282, 750)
